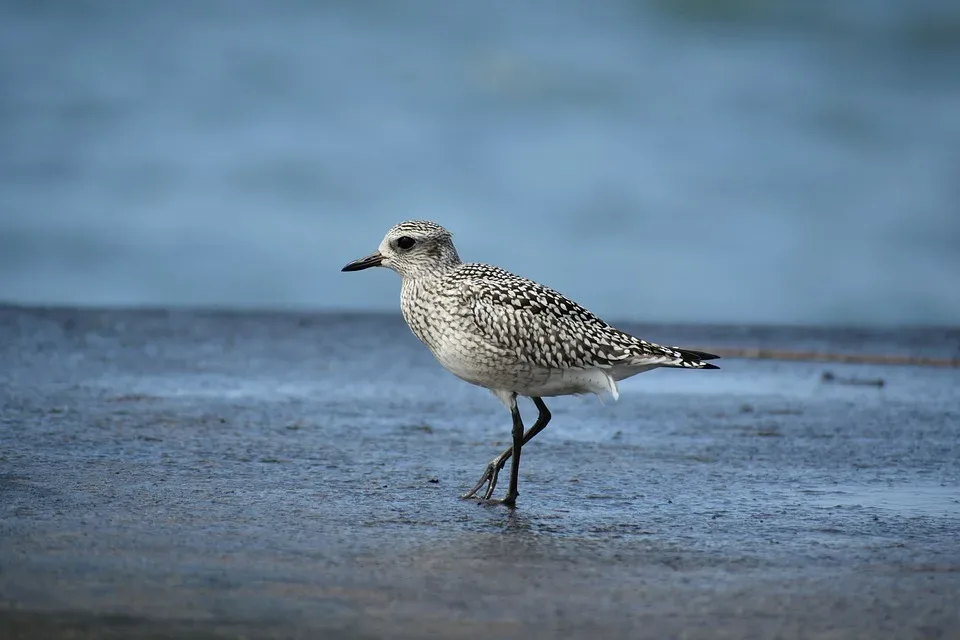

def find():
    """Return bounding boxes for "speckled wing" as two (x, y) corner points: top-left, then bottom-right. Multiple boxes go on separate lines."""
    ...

(456, 264), (686, 370)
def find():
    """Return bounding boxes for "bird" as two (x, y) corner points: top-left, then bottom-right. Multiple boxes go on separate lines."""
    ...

(341, 220), (719, 507)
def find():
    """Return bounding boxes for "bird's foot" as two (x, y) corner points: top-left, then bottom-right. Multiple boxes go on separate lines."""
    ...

(473, 495), (517, 508)
(460, 455), (508, 501)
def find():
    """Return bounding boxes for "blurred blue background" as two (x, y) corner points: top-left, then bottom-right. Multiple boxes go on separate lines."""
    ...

(1, 0), (958, 326)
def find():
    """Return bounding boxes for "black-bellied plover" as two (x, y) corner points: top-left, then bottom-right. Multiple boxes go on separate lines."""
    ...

(342, 220), (719, 507)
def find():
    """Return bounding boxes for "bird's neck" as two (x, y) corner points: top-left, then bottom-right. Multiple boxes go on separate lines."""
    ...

(401, 253), (462, 283)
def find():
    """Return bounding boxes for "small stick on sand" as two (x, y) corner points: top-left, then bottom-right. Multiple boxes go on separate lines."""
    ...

(690, 347), (959, 368)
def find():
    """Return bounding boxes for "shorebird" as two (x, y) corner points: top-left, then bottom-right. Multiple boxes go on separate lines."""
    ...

(342, 220), (719, 506)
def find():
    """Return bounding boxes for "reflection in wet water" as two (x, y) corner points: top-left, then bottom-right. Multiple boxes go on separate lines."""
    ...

(806, 485), (960, 518)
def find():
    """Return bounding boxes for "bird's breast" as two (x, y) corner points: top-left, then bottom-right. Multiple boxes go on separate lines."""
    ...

(399, 281), (515, 387)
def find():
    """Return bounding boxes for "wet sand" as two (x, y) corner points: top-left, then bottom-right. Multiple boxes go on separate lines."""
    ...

(1, 307), (958, 639)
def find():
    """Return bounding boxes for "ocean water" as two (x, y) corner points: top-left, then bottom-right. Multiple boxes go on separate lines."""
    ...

(1, 0), (959, 325)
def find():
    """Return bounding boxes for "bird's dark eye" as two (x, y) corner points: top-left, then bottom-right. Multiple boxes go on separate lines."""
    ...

(396, 236), (416, 250)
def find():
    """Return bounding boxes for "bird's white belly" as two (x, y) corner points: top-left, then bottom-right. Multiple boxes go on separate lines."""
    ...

(434, 341), (620, 400)
(515, 366), (620, 399)
(430, 339), (516, 388)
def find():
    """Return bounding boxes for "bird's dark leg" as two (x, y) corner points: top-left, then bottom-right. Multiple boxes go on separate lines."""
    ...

(461, 397), (552, 502)
(500, 395), (524, 506)
(485, 397), (550, 502)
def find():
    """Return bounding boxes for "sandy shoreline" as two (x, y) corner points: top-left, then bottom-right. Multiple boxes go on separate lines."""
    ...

(2, 308), (958, 639)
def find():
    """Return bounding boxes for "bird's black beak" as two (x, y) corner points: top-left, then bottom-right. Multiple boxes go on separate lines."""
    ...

(341, 251), (384, 272)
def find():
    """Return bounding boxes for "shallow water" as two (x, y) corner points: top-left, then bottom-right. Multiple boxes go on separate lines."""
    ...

(808, 485), (960, 518)
(1, 307), (959, 638)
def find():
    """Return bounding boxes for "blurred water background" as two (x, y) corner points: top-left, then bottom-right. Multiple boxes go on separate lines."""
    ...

(1, 0), (959, 326)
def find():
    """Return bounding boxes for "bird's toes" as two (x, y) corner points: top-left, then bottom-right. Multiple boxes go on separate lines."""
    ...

(474, 497), (516, 508)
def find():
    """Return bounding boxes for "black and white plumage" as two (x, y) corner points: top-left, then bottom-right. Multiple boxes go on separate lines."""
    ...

(342, 220), (719, 506)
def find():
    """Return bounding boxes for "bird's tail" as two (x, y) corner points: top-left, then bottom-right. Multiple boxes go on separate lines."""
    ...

(670, 348), (721, 370)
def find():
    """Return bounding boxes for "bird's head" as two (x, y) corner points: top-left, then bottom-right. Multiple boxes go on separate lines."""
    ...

(341, 220), (462, 280)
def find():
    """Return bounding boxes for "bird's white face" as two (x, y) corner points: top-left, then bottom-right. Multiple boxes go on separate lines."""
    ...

(342, 220), (461, 280)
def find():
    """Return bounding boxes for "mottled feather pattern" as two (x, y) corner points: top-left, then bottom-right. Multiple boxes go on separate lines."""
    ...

(353, 219), (718, 402)
(450, 263), (698, 370)
(344, 219), (718, 503)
